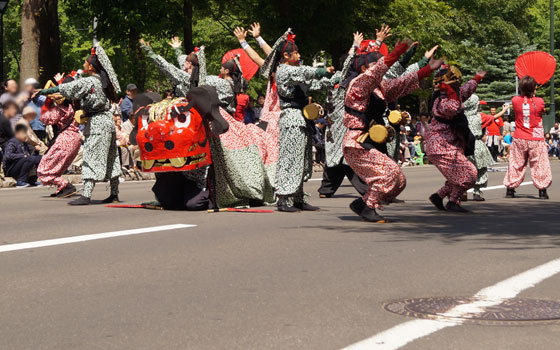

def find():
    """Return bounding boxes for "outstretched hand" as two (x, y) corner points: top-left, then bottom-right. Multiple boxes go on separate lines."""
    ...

(476, 70), (487, 79)
(376, 24), (392, 42)
(353, 32), (364, 47)
(234, 27), (247, 42)
(429, 56), (445, 70)
(53, 73), (64, 82)
(139, 38), (150, 47)
(326, 66), (336, 74)
(248, 22), (261, 38)
(168, 36), (182, 48)
(424, 45), (439, 59)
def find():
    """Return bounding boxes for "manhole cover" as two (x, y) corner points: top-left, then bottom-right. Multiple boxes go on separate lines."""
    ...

(384, 297), (560, 325)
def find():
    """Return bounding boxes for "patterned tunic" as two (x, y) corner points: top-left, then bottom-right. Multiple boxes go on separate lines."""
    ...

(59, 75), (122, 182)
(464, 94), (494, 194)
(343, 56), (421, 209)
(425, 79), (478, 203)
(37, 104), (81, 190)
(275, 64), (338, 202)
(141, 43), (194, 97)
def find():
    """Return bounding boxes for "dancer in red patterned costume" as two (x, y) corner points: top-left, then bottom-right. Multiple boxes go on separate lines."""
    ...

(426, 65), (486, 212)
(504, 75), (552, 199)
(343, 30), (444, 222)
(37, 73), (81, 198)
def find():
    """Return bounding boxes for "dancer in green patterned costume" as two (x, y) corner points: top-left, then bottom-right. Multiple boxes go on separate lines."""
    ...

(37, 43), (122, 205)
(270, 32), (339, 212)
(464, 94), (494, 201)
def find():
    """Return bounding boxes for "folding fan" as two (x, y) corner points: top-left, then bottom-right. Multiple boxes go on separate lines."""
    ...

(222, 48), (259, 81)
(515, 51), (557, 85)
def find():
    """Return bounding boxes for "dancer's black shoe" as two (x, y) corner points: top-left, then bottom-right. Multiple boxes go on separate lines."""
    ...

(57, 183), (77, 198)
(506, 188), (515, 198)
(472, 194), (485, 202)
(539, 189), (549, 200)
(294, 202), (320, 211)
(359, 206), (388, 223)
(277, 206), (300, 213)
(349, 198), (366, 216)
(102, 194), (120, 204)
(445, 201), (470, 213)
(68, 195), (91, 206)
(429, 193), (446, 211)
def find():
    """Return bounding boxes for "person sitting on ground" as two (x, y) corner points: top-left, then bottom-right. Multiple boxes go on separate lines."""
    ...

(16, 106), (48, 155)
(2, 124), (42, 187)
(545, 132), (560, 158)
(0, 100), (18, 164)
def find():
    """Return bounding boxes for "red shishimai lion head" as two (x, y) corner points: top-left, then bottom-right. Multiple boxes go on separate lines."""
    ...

(137, 98), (211, 172)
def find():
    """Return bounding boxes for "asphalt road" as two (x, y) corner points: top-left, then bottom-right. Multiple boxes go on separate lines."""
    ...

(1, 162), (559, 350)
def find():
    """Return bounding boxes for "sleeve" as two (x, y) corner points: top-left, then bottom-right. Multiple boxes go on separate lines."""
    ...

(173, 46), (186, 67)
(344, 56), (393, 110)
(432, 96), (461, 120)
(382, 70), (421, 102)
(459, 79), (479, 102)
(40, 105), (64, 126)
(141, 43), (191, 87)
(233, 94), (249, 121)
(58, 78), (95, 100)
(1, 119), (14, 141)
(310, 73), (339, 91)
(280, 65), (320, 86)
(497, 117), (504, 127)
(335, 47), (357, 99)
(3, 142), (23, 161)
(197, 47), (207, 85)
(384, 62), (406, 80)
(480, 113), (494, 128)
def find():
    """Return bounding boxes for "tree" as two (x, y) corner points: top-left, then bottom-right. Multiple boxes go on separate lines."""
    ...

(20, 0), (41, 85)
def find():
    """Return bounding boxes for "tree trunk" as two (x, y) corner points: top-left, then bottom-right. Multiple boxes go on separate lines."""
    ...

(21, 0), (41, 86)
(183, 0), (194, 53)
(128, 28), (146, 91)
(38, 0), (61, 85)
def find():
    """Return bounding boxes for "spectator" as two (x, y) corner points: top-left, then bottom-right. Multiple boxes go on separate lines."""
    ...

(2, 124), (42, 187)
(253, 94), (265, 120)
(122, 111), (135, 135)
(114, 114), (134, 169)
(16, 106), (48, 154)
(313, 118), (327, 165)
(163, 89), (174, 99)
(546, 133), (560, 158)
(550, 121), (560, 141)
(0, 100), (18, 163)
(502, 115), (513, 138)
(0, 79), (18, 106)
(23, 78), (47, 140)
(244, 96), (257, 124)
(483, 106), (507, 162)
(120, 83), (137, 122)
(416, 114), (429, 138)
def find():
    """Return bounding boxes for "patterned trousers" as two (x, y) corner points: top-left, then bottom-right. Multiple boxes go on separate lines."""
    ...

(504, 138), (552, 190)
(428, 151), (477, 203)
(344, 145), (406, 209)
(276, 124), (312, 206)
(473, 167), (488, 195)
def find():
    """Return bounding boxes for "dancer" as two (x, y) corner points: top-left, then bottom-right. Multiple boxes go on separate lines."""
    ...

(504, 75), (552, 199)
(37, 43), (121, 205)
(318, 31), (368, 198)
(426, 66), (485, 212)
(343, 33), (444, 222)
(37, 73), (82, 198)
(464, 95), (509, 201)
(268, 31), (339, 212)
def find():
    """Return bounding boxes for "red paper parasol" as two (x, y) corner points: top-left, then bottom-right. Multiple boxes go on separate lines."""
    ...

(359, 40), (389, 56)
(515, 51), (557, 85)
(222, 48), (259, 81)
(479, 100), (488, 105)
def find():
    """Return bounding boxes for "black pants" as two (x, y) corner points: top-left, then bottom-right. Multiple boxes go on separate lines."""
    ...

(6, 156), (41, 183)
(318, 163), (367, 197)
(152, 172), (209, 211)
(489, 145), (499, 162)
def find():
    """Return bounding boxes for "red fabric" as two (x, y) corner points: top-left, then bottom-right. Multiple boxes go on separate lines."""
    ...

(511, 95), (546, 141)
(482, 113), (503, 136)
(439, 83), (459, 102)
(480, 113), (494, 129)
(221, 49), (259, 81)
(384, 43), (409, 68)
(474, 74), (483, 83)
(429, 152), (477, 203)
(233, 94), (250, 122)
(416, 64), (433, 81)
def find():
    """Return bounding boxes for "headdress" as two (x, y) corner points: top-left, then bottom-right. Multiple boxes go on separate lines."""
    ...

(87, 43), (121, 96)
(432, 64), (462, 90)
(260, 28), (292, 78)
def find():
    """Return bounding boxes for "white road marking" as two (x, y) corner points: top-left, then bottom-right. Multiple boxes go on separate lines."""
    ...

(0, 224), (194, 253)
(309, 178), (322, 182)
(467, 181), (532, 193)
(0, 179), (156, 191)
(342, 257), (560, 350)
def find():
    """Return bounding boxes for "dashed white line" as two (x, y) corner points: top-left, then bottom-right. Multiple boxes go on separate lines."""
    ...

(341, 257), (560, 350)
(0, 224), (195, 253)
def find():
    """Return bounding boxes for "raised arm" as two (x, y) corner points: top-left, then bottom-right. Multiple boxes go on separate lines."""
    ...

(384, 55), (444, 102)
(140, 39), (191, 87)
(234, 26), (265, 67)
(248, 22), (272, 56)
(169, 36), (187, 69)
(459, 71), (485, 102)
